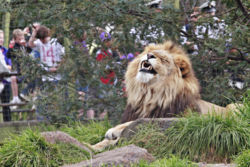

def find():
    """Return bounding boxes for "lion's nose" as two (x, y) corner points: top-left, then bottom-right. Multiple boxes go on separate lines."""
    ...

(147, 54), (155, 60)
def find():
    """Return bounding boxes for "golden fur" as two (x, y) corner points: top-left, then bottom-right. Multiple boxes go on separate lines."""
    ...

(122, 41), (202, 122)
(91, 41), (240, 151)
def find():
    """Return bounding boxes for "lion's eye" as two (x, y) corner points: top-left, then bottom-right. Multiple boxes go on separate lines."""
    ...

(162, 59), (169, 63)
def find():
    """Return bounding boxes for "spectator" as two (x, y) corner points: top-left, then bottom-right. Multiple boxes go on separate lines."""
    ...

(28, 25), (65, 82)
(0, 30), (12, 121)
(24, 22), (41, 59)
(7, 29), (32, 105)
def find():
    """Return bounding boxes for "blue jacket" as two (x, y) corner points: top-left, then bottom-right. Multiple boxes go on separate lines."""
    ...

(1, 46), (11, 84)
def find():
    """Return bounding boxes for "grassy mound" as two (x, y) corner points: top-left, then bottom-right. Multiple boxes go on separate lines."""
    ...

(164, 112), (249, 162)
(124, 101), (249, 163)
(0, 129), (91, 167)
(0, 129), (63, 167)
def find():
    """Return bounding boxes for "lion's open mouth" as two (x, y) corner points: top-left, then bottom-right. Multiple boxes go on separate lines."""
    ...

(139, 60), (157, 74)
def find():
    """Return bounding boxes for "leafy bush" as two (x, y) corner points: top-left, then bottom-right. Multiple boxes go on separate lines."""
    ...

(0, 129), (63, 167)
(2, 0), (248, 123)
(132, 155), (198, 167)
(234, 149), (250, 167)
(60, 120), (112, 144)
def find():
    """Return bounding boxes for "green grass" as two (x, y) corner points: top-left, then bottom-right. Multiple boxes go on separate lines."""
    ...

(56, 142), (90, 164)
(0, 129), (63, 167)
(132, 155), (198, 167)
(121, 107), (249, 163)
(118, 123), (168, 158)
(0, 129), (91, 167)
(234, 149), (250, 167)
(59, 120), (112, 144)
(164, 112), (249, 162)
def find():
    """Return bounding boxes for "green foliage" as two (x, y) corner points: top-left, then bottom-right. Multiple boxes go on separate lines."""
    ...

(60, 120), (112, 144)
(132, 156), (198, 167)
(122, 108), (250, 162)
(234, 149), (250, 167)
(234, 90), (250, 123)
(56, 142), (90, 164)
(0, 0), (249, 123)
(0, 129), (63, 167)
(120, 123), (168, 158)
(0, 129), (91, 166)
(164, 113), (249, 162)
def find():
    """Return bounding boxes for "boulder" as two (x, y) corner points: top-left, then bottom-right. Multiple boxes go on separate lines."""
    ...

(62, 144), (154, 167)
(41, 131), (93, 155)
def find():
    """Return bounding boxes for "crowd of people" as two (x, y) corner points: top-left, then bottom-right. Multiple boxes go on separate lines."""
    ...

(0, 23), (65, 121)
(0, 0), (244, 122)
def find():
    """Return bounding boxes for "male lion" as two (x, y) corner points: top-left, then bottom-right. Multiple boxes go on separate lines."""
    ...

(92, 41), (239, 151)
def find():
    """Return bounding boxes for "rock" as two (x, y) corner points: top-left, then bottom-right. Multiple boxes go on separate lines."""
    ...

(41, 131), (93, 155)
(121, 118), (178, 139)
(62, 144), (155, 167)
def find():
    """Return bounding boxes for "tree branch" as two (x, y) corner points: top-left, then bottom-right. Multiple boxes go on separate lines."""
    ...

(235, 0), (249, 19)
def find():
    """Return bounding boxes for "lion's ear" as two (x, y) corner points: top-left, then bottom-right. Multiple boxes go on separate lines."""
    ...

(174, 56), (191, 78)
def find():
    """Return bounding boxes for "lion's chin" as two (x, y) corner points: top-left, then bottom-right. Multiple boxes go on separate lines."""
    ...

(136, 72), (155, 83)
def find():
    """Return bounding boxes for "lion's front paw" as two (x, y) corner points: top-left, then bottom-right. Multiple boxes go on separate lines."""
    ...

(105, 127), (122, 140)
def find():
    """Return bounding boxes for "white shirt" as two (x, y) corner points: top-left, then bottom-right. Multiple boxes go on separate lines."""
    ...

(0, 52), (10, 73)
(33, 38), (64, 81)
(33, 38), (64, 70)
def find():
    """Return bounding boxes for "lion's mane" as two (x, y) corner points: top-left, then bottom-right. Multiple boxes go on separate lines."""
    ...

(122, 41), (201, 123)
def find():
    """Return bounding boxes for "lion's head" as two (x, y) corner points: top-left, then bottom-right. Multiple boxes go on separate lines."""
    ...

(122, 41), (201, 123)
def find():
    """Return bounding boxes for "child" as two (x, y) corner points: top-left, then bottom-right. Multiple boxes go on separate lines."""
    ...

(7, 29), (31, 105)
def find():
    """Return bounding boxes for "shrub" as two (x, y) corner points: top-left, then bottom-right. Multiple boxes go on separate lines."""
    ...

(60, 120), (112, 144)
(234, 149), (250, 167)
(0, 129), (63, 167)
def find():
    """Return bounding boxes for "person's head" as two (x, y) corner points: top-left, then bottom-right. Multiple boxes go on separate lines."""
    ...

(147, 0), (162, 12)
(32, 22), (40, 29)
(36, 25), (51, 44)
(13, 29), (26, 46)
(199, 1), (216, 16)
(190, 7), (200, 22)
(0, 30), (4, 46)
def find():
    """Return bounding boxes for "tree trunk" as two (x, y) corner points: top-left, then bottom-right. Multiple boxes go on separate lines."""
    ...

(3, 0), (11, 48)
